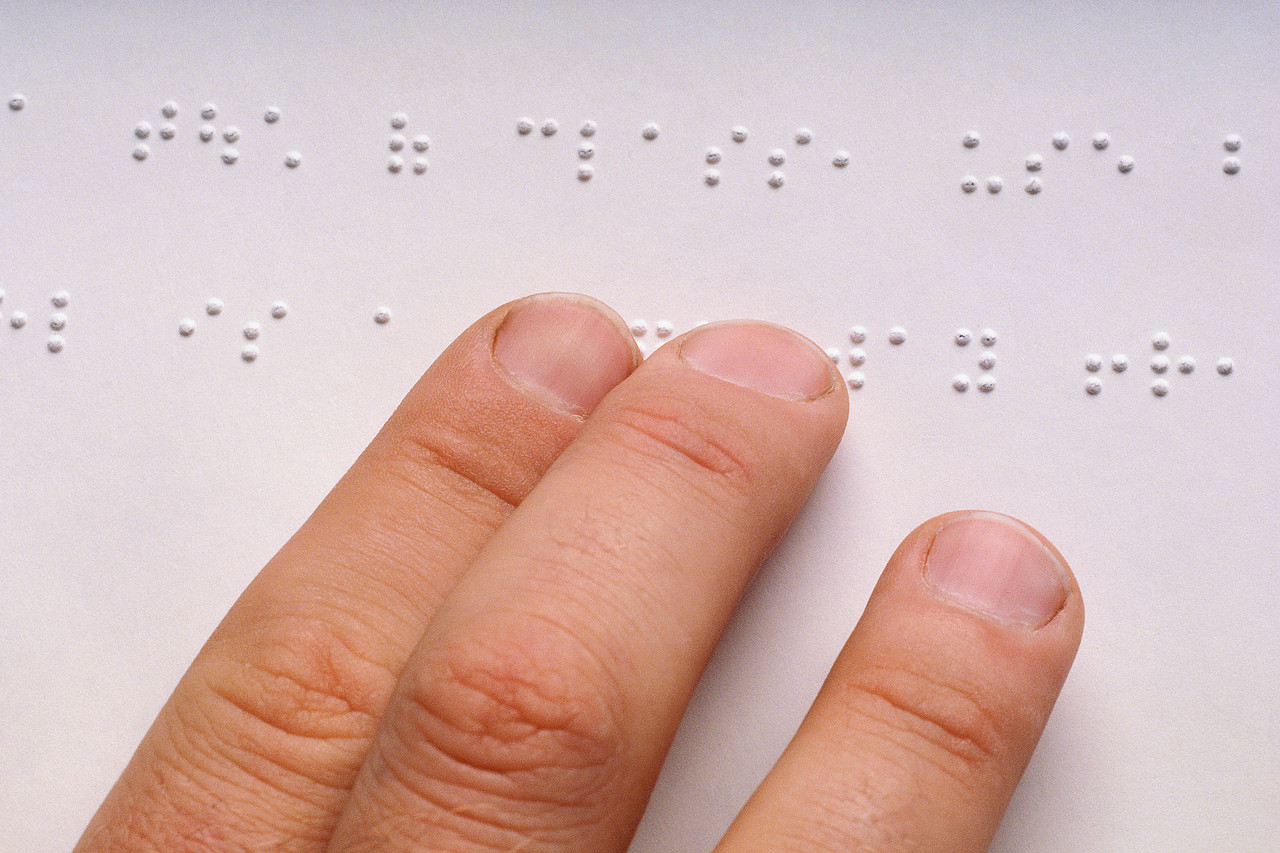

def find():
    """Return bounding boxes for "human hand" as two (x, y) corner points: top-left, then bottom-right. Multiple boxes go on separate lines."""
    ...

(76, 293), (1083, 852)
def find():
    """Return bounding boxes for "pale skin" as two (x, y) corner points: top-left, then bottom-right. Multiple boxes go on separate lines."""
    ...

(77, 293), (1084, 852)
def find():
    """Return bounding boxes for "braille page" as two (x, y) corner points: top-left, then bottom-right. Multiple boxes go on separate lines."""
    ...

(1, 2), (1276, 850)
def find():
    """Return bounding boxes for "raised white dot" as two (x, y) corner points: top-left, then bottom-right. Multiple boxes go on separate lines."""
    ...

(629, 318), (648, 337)
(132, 144), (150, 161)
(134, 121), (152, 139)
(160, 100), (178, 119)
(703, 168), (720, 186)
(824, 346), (842, 364)
(263, 106), (281, 124)
(580, 120), (597, 137)
(47, 334), (64, 353)
(199, 124), (215, 142)
(577, 164), (594, 181)
(832, 150), (850, 168)
(541, 119), (559, 137)
(158, 122), (176, 140)
(641, 122), (660, 140)
(51, 290), (69, 308)
(847, 371), (865, 390)
(516, 117), (534, 135)
(1117, 155), (1135, 173)
(284, 151), (302, 168)
(1111, 353), (1129, 372)
(388, 133), (406, 152)
(1053, 132), (1070, 150)
(730, 125), (748, 143)
(387, 155), (403, 173)
(954, 328), (972, 346)
(767, 170), (785, 188)
(270, 301), (288, 319)
(206, 298), (224, 316)
(1216, 357), (1234, 376)
(221, 148), (239, 165)
(178, 319), (195, 337)
(222, 126), (240, 143)
(9, 93), (26, 111)
(987, 176), (1003, 194)
(1224, 134), (1241, 152)
(1026, 153), (1043, 172)
(10, 311), (27, 329)
(705, 146), (722, 164)
(961, 176), (978, 193)
(1177, 355), (1195, 374)
(655, 320), (674, 338)
(1025, 177), (1043, 194)
(243, 321), (260, 340)
(1152, 331), (1170, 350)
(49, 312), (68, 330)
(962, 131), (980, 149)
(1152, 379), (1169, 397)
(374, 307), (391, 325)
(977, 375), (996, 393)
(768, 148), (785, 166)
(1223, 157), (1241, 175)
(889, 326), (907, 345)
(794, 127), (813, 145)
(849, 348), (867, 366)
(1085, 354), (1103, 372)
(412, 134), (430, 152)
(390, 112), (408, 130)
(412, 157), (428, 174)
(849, 326), (868, 344)
(1150, 355), (1169, 374)
(1092, 133), (1110, 150)
(952, 374), (971, 392)
(1085, 378), (1103, 395)
(200, 103), (217, 120)
(241, 344), (259, 362)
(578, 142), (594, 160)
(978, 354), (997, 371)
(980, 328), (997, 347)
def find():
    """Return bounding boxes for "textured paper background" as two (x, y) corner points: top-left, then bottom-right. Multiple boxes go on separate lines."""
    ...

(2, 2), (1277, 849)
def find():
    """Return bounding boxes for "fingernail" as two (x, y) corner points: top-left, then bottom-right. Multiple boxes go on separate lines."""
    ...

(493, 294), (637, 416)
(678, 321), (834, 400)
(925, 512), (1068, 628)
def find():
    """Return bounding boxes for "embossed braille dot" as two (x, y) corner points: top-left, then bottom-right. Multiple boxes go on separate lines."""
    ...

(134, 121), (152, 139)
(731, 126), (748, 143)
(825, 346), (842, 364)
(987, 176), (1003, 194)
(952, 374), (971, 392)
(578, 142), (594, 160)
(1150, 355), (1169, 374)
(655, 320), (674, 338)
(889, 326), (907, 345)
(390, 112), (407, 130)
(243, 322), (260, 340)
(794, 127), (813, 145)
(161, 100), (178, 119)
(270, 302), (288, 319)
(9, 94), (26, 111)
(1151, 379), (1169, 397)
(132, 144), (150, 161)
(832, 150), (849, 168)
(1092, 133), (1110, 150)
(847, 371), (865, 390)
(577, 164), (593, 181)
(178, 319), (195, 337)
(768, 149), (785, 166)
(849, 348), (866, 366)
(541, 119), (558, 137)
(849, 326), (867, 344)
(1223, 157), (1241, 175)
(412, 135), (430, 152)
(579, 120), (596, 137)
(629, 318), (648, 337)
(199, 124), (215, 142)
(222, 126), (240, 143)
(1111, 353), (1129, 373)
(47, 335), (64, 353)
(10, 311), (27, 329)
(1117, 155), (1135, 173)
(1177, 355), (1195, 374)
(963, 131), (980, 149)
(241, 344), (259, 362)
(1224, 134), (1241, 152)
(1152, 331), (1170, 351)
(516, 117), (534, 135)
(374, 307), (391, 325)
(51, 290), (69, 309)
(284, 151), (301, 168)
(704, 168), (720, 186)
(641, 123), (660, 140)
(1216, 357), (1234, 375)
(978, 354), (997, 371)
(221, 148), (239, 165)
(1025, 177), (1042, 194)
(413, 157), (428, 174)
(1052, 132), (1070, 151)
(980, 328), (997, 347)
(201, 103), (217, 120)
(954, 328), (972, 346)
(767, 171), (785, 188)
(961, 176), (978, 193)
(1085, 378), (1102, 395)
(1026, 154), (1043, 172)
(706, 146), (722, 164)
(1085, 353), (1103, 372)
(977, 375), (996, 393)
(158, 123), (176, 140)
(388, 134), (405, 152)
(206, 298), (223, 316)
(387, 155), (403, 173)
(263, 106), (281, 124)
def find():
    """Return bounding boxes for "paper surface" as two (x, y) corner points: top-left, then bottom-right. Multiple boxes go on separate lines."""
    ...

(2, 2), (1277, 849)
